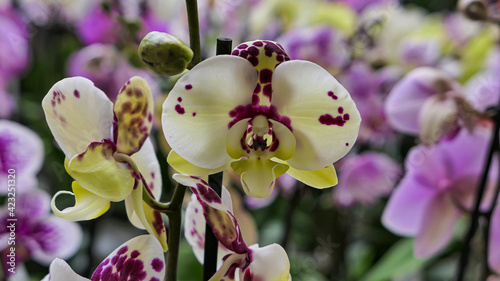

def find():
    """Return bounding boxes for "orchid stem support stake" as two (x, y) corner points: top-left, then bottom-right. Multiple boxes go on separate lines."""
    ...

(202, 38), (232, 281)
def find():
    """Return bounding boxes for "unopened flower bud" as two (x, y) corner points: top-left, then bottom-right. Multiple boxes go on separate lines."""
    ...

(139, 31), (193, 76)
(458, 0), (489, 21)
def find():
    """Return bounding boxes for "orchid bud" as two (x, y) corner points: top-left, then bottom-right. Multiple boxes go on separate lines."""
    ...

(139, 31), (193, 76)
(458, 0), (489, 21)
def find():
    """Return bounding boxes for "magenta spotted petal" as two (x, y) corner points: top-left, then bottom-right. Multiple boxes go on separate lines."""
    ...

(0, 120), (43, 193)
(174, 174), (291, 281)
(43, 76), (166, 248)
(184, 187), (234, 266)
(43, 235), (165, 281)
(174, 174), (247, 254)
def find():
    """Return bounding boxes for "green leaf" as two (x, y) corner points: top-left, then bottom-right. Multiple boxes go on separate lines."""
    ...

(361, 238), (429, 281)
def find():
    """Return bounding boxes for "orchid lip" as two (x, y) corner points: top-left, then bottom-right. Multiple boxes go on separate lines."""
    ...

(228, 104), (292, 132)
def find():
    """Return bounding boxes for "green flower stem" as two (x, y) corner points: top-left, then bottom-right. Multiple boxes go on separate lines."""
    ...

(185, 0), (201, 69)
(142, 185), (172, 212)
(165, 183), (187, 281)
(115, 152), (186, 280)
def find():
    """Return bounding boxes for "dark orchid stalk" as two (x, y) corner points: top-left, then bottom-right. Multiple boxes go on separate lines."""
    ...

(203, 38), (233, 281)
(456, 109), (500, 281)
(455, 17), (500, 281)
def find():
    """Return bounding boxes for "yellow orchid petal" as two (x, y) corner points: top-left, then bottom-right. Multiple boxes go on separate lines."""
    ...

(269, 120), (295, 161)
(130, 183), (168, 251)
(231, 156), (289, 198)
(51, 181), (110, 221)
(286, 164), (338, 188)
(167, 150), (226, 176)
(226, 118), (251, 159)
(114, 76), (155, 155)
(67, 140), (136, 202)
(126, 138), (163, 229)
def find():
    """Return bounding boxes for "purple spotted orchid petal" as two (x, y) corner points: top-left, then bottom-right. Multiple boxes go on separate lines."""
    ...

(123, 139), (168, 251)
(42, 77), (114, 159)
(271, 60), (361, 171)
(129, 182), (168, 251)
(0, 120), (43, 193)
(43, 235), (165, 281)
(126, 138), (163, 229)
(113, 77), (154, 155)
(184, 187), (234, 266)
(162, 56), (257, 169)
(173, 174), (248, 254)
(90, 235), (165, 281)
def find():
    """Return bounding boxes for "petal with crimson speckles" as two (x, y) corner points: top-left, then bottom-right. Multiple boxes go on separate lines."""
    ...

(184, 188), (234, 266)
(126, 138), (162, 229)
(162, 56), (256, 169)
(173, 174), (248, 254)
(90, 235), (165, 281)
(114, 77), (154, 155)
(129, 182), (168, 251)
(42, 77), (113, 159)
(43, 235), (165, 281)
(271, 60), (361, 171)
